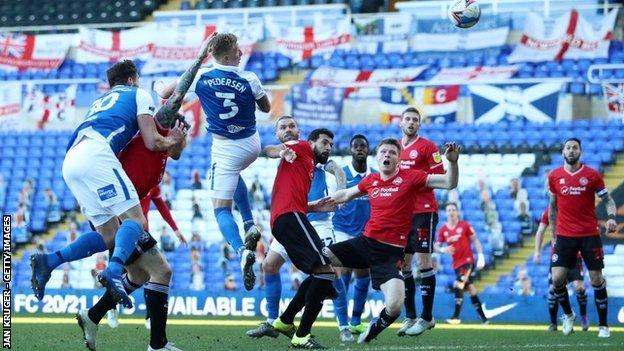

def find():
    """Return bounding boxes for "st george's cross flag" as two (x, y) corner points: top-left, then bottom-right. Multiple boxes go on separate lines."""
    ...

(0, 32), (72, 71)
(602, 83), (624, 121)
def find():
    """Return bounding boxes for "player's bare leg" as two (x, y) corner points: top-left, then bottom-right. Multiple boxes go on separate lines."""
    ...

(551, 266), (575, 335)
(588, 270), (610, 338)
(246, 251), (284, 338)
(359, 278), (404, 343)
(212, 197), (258, 291)
(397, 253), (416, 335)
(405, 253), (436, 336)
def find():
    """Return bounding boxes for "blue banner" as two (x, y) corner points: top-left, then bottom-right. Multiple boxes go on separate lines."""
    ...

(12, 289), (624, 324)
(291, 84), (344, 126)
(469, 83), (563, 124)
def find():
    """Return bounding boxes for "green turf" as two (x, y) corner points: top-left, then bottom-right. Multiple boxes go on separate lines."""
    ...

(9, 315), (624, 351)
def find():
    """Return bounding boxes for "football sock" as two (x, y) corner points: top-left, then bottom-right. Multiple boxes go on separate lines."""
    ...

(233, 176), (255, 232)
(593, 280), (608, 327)
(576, 289), (587, 317)
(452, 287), (463, 318)
(45, 231), (106, 270)
(470, 295), (487, 322)
(341, 273), (351, 296)
(351, 276), (370, 326)
(368, 308), (399, 340)
(145, 282), (170, 349)
(265, 272), (281, 323)
(553, 283), (573, 315)
(548, 288), (558, 325)
(402, 270), (417, 319)
(108, 220), (143, 276)
(296, 274), (334, 337)
(214, 207), (244, 256)
(88, 273), (140, 324)
(332, 277), (349, 328)
(280, 276), (312, 325)
(420, 268), (436, 322)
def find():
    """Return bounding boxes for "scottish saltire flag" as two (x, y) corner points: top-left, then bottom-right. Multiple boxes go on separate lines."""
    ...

(602, 83), (624, 121)
(469, 83), (562, 124)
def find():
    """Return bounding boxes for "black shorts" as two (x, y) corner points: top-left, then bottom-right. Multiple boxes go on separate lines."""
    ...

(406, 212), (439, 254)
(549, 255), (584, 284)
(454, 263), (474, 286)
(551, 235), (604, 271)
(272, 212), (329, 274)
(328, 236), (404, 290)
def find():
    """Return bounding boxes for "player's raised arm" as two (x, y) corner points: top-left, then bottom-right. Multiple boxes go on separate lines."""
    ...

(138, 117), (187, 151)
(425, 142), (460, 190)
(324, 159), (347, 190)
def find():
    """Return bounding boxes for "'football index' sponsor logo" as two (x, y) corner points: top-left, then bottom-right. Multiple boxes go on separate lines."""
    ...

(370, 186), (399, 199)
(560, 185), (586, 196)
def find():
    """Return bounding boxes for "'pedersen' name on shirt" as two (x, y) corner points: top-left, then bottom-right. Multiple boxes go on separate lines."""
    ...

(437, 221), (475, 269)
(357, 169), (429, 247)
(270, 140), (315, 227)
(548, 165), (607, 237)
(399, 136), (444, 214)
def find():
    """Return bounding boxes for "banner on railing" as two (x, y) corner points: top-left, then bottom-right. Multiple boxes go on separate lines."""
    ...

(603, 83), (624, 121)
(0, 82), (22, 129)
(291, 84), (344, 125)
(353, 14), (411, 54)
(412, 17), (509, 52)
(0, 33), (73, 71)
(74, 25), (156, 63)
(308, 66), (428, 87)
(141, 22), (262, 75)
(508, 9), (618, 63)
(380, 85), (459, 124)
(469, 83), (563, 124)
(267, 20), (351, 62)
(23, 84), (77, 129)
(431, 65), (519, 83)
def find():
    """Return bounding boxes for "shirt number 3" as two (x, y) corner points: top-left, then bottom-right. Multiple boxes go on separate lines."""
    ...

(215, 92), (239, 120)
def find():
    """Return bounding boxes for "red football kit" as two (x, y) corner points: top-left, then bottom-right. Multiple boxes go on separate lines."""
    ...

(270, 140), (315, 227)
(118, 123), (179, 232)
(547, 165), (607, 237)
(541, 209), (582, 260)
(437, 221), (475, 269)
(357, 169), (429, 247)
(399, 136), (444, 214)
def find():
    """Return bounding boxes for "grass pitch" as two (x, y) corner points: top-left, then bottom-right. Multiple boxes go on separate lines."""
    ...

(10, 314), (624, 351)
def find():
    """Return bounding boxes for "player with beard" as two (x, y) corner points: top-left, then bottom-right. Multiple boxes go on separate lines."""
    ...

(322, 138), (460, 344)
(397, 107), (445, 336)
(548, 138), (617, 338)
(262, 116), (339, 349)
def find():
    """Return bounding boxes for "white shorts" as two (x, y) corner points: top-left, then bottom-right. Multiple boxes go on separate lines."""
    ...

(62, 137), (140, 227)
(333, 229), (358, 244)
(208, 131), (261, 200)
(268, 219), (335, 261)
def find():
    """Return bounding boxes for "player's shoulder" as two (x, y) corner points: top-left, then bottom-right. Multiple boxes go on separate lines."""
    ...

(237, 69), (261, 83)
(581, 164), (601, 176)
(548, 166), (565, 177)
(418, 136), (437, 147)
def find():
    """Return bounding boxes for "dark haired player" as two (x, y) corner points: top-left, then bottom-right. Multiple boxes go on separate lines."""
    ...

(398, 107), (445, 336)
(324, 138), (460, 343)
(263, 117), (339, 349)
(435, 202), (488, 325)
(548, 138), (617, 338)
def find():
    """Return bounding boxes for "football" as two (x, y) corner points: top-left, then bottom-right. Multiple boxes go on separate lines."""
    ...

(448, 0), (481, 29)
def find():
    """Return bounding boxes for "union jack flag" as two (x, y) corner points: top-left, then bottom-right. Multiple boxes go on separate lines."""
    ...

(603, 83), (624, 119)
(0, 33), (27, 58)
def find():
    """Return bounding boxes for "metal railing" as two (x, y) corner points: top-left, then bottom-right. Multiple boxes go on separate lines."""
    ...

(587, 64), (624, 84)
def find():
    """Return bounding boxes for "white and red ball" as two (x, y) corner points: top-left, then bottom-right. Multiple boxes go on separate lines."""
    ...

(448, 0), (481, 29)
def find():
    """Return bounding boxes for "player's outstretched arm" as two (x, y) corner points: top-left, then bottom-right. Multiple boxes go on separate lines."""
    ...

(139, 117), (187, 151)
(330, 186), (364, 204)
(426, 142), (460, 190)
(533, 222), (548, 263)
(324, 160), (347, 190)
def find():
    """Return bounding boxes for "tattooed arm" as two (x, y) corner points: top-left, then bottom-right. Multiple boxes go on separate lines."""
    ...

(155, 37), (212, 128)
